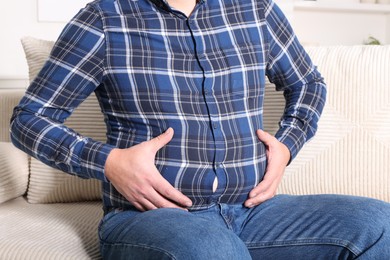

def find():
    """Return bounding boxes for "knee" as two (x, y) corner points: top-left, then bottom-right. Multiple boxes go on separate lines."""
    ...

(352, 198), (390, 231)
(346, 197), (390, 257)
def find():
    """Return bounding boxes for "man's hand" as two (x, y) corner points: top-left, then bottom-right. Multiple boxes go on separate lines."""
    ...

(104, 128), (193, 212)
(244, 129), (291, 208)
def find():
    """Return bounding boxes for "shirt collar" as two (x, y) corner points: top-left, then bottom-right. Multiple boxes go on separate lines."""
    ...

(148, 0), (170, 12)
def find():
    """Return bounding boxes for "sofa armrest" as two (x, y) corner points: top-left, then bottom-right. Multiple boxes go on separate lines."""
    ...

(0, 142), (29, 204)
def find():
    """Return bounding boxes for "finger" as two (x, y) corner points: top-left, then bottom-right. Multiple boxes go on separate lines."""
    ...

(132, 200), (155, 212)
(149, 127), (174, 152)
(152, 175), (193, 208)
(146, 188), (190, 210)
(127, 185), (174, 212)
(245, 189), (276, 208)
(248, 175), (272, 199)
(245, 175), (276, 208)
(131, 178), (191, 211)
(256, 129), (275, 146)
(114, 183), (157, 212)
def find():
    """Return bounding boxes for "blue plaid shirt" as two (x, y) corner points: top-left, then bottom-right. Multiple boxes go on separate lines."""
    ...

(11, 0), (326, 211)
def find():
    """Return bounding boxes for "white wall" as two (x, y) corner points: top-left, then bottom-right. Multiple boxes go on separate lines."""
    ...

(1, 0), (389, 88)
(0, 0), (88, 88)
(290, 3), (390, 46)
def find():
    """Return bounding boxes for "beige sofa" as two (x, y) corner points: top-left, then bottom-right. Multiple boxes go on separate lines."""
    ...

(1, 37), (389, 259)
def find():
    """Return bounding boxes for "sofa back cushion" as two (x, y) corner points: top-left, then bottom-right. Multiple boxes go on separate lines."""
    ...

(270, 45), (390, 202)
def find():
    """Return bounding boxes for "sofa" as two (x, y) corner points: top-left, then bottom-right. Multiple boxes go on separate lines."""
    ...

(0, 37), (389, 259)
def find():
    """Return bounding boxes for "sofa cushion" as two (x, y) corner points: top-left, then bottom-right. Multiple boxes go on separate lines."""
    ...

(0, 197), (102, 259)
(269, 45), (390, 202)
(21, 36), (107, 203)
(0, 142), (29, 203)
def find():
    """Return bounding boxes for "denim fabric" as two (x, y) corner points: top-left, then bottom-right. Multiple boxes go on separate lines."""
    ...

(99, 195), (390, 259)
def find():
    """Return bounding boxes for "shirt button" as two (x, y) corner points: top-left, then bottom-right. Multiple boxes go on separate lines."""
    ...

(213, 122), (219, 129)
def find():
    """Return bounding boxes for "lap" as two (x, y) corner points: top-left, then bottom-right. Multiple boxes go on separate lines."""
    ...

(240, 194), (390, 259)
(99, 207), (251, 260)
(99, 195), (390, 260)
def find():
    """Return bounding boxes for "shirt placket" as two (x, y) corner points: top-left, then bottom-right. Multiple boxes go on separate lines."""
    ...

(187, 16), (228, 204)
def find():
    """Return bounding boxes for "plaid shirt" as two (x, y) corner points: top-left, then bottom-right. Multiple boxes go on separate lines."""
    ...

(11, 0), (326, 211)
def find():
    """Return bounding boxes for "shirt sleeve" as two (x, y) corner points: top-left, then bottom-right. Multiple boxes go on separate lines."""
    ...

(10, 4), (114, 181)
(264, 0), (327, 161)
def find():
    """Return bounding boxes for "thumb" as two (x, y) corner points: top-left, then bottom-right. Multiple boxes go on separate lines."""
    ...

(149, 127), (174, 151)
(256, 129), (274, 146)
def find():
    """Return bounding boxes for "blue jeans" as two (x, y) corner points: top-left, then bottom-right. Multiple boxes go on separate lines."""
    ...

(99, 195), (390, 259)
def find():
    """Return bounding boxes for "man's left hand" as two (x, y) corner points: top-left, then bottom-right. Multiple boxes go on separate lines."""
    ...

(244, 129), (291, 208)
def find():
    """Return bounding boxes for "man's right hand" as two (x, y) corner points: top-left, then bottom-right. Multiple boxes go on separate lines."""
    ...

(104, 127), (193, 212)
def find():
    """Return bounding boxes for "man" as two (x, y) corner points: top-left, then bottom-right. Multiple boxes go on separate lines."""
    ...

(11, 0), (390, 259)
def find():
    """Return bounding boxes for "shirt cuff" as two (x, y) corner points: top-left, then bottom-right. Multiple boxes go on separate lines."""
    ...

(274, 126), (307, 163)
(80, 140), (115, 182)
